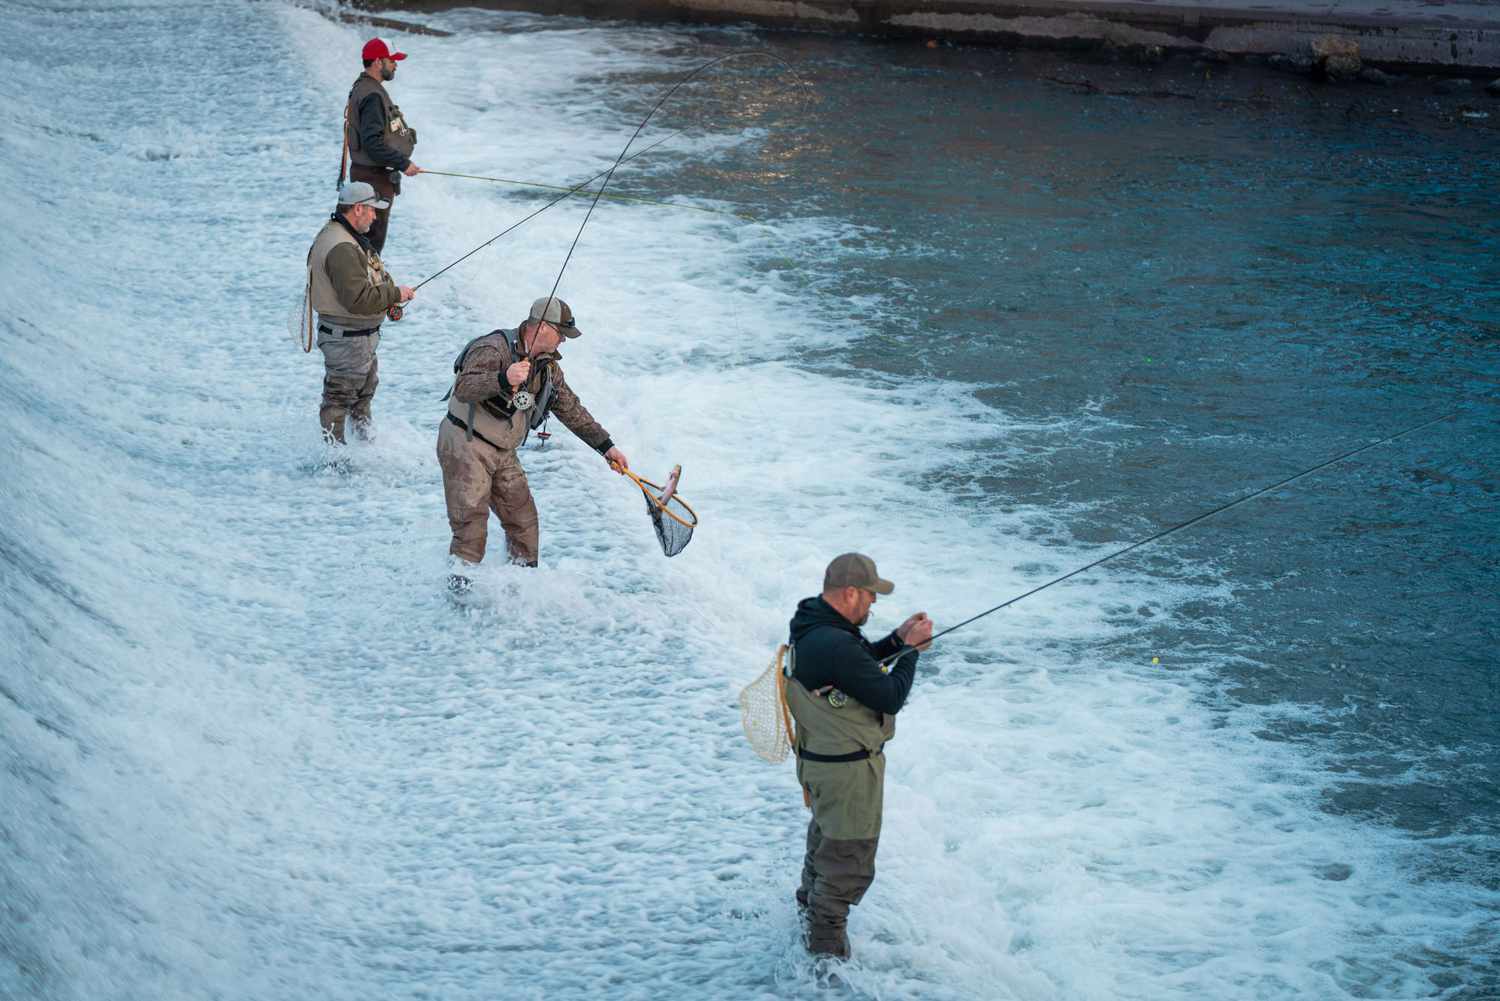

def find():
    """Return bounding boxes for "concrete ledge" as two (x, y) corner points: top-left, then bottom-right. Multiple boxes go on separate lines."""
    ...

(368, 0), (1500, 71)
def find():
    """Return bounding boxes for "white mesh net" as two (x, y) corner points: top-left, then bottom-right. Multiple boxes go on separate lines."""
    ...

(287, 277), (313, 352)
(738, 645), (793, 764)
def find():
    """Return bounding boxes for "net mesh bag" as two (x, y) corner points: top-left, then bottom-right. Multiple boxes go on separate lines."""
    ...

(287, 278), (313, 352)
(628, 466), (697, 558)
(738, 644), (795, 764)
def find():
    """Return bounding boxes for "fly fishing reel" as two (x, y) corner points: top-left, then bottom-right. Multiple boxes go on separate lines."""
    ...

(386, 304), (404, 322)
(511, 389), (535, 412)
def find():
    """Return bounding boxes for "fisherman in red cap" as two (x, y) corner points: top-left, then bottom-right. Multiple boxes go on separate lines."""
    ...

(342, 38), (422, 254)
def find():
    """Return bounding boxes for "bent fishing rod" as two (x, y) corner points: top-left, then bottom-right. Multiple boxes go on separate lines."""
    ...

(878, 410), (1460, 668)
(531, 50), (805, 328)
(382, 127), (688, 321)
(393, 50), (805, 325)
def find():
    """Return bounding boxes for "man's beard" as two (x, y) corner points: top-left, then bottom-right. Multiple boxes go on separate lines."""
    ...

(857, 610), (871, 627)
(380, 64), (396, 81)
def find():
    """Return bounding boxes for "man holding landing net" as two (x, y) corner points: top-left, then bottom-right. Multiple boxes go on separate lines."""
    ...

(786, 553), (933, 959)
(437, 296), (628, 585)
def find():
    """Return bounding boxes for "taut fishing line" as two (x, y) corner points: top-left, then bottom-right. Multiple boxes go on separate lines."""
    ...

(503, 50), (808, 552)
(408, 50), (809, 315)
(405, 127), (687, 302)
(876, 410), (1460, 668)
(739, 410), (1459, 761)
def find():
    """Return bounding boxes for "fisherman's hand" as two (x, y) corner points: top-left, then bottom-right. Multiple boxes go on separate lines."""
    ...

(604, 446), (629, 471)
(506, 360), (531, 388)
(397, 286), (416, 303)
(897, 612), (933, 651)
(404, 163), (423, 177)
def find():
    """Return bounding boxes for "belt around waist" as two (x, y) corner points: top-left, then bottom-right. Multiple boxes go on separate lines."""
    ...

(445, 411), (507, 452)
(797, 744), (883, 763)
(318, 324), (379, 338)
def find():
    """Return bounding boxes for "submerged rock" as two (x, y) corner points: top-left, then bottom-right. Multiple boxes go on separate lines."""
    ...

(1434, 77), (1473, 94)
(1312, 35), (1362, 81)
(1487, 78), (1500, 96)
(1358, 66), (1394, 87)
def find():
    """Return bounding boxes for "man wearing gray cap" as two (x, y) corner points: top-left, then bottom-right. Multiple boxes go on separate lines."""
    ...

(305, 181), (414, 443)
(436, 296), (629, 581)
(785, 553), (933, 959)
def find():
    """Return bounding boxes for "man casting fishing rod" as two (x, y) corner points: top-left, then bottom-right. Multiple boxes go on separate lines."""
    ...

(437, 297), (629, 587)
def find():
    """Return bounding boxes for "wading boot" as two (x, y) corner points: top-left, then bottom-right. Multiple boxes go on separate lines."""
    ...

(806, 924), (851, 961)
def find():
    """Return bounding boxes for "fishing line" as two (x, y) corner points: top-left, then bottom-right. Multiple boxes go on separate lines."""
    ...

(879, 410), (1459, 667)
(532, 50), (807, 324)
(407, 127), (688, 298)
(421, 169), (745, 217)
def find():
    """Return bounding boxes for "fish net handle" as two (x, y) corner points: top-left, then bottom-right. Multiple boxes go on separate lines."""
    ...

(774, 644), (795, 750)
(616, 466), (698, 529)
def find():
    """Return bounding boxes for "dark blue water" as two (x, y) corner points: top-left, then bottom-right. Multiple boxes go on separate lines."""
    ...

(607, 28), (1500, 985)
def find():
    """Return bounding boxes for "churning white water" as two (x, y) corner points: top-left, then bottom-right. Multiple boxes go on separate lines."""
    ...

(1, 2), (1490, 999)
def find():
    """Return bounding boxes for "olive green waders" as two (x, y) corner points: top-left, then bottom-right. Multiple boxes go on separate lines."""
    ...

(786, 677), (894, 959)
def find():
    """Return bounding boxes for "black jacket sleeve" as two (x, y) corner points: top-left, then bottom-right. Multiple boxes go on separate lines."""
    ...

(357, 94), (411, 171)
(869, 631), (905, 661)
(823, 630), (918, 716)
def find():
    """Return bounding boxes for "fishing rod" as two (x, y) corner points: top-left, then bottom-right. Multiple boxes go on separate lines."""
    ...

(534, 51), (802, 316)
(877, 410), (1459, 668)
(381, 127), (688, 322)
(393, 129), (687, 316)
(528, 50), (804, 344)
(421, 168), (745, 217)
(493, 51), (805, 457)
(394, 50), (804, 323)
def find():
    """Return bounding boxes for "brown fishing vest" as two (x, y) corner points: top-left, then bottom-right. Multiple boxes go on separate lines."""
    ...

(444, 330), (558, 452)
(345, 75), (416, 167)
(306, 219), (388, 330)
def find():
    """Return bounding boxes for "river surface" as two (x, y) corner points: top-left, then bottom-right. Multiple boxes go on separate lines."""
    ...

(2, 2), (1496, 999)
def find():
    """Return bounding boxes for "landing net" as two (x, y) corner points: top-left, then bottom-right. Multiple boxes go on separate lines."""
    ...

(622, 465), (697, 558)
(287, 278), (313, 352)
(738, 644), (795, 764)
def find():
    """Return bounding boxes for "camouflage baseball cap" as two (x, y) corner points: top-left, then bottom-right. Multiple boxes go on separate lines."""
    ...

(528, 296), (582, 338)
(823, 553), (894, 595)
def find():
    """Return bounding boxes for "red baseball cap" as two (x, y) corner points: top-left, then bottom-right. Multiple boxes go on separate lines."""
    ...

(361, 38), (407, 62)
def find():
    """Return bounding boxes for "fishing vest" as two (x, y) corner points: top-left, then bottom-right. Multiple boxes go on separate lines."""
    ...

(785, 671), (896, 760)
(306, 218), (388, 331)
(345, 75), (416, 167)
(444, 329), (558, 452)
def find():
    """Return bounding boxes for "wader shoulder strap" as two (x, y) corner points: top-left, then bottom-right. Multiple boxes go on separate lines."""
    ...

(441, 328), (509, 402)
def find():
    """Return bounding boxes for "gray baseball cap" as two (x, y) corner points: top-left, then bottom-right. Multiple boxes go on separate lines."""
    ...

(824, 553), (895, 595)
(337, 180), (389, 209)
(528, 296), (582, 338)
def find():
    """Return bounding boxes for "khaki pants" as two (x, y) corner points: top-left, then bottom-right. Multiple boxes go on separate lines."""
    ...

(436, 419), (539, 565)
(798, 814), (878, 958)
(349, 163), (398, 255)
(319, 354), (378, 444)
